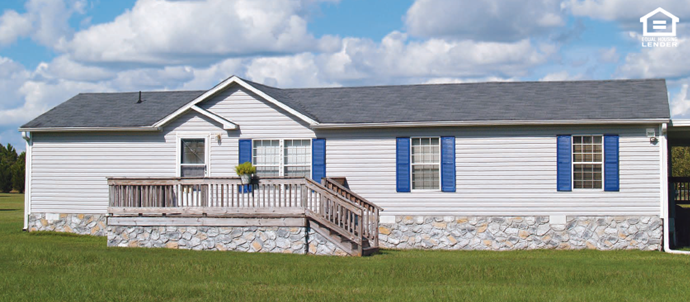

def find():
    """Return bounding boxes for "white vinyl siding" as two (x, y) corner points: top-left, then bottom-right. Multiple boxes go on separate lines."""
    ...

(323, 125), (661, 216)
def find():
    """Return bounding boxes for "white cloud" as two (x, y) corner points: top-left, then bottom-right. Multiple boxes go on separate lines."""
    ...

(0, 0), (85, 48)
(240, 32), (553, 87)
(0, 57), (31, 111)
(246, 53), (339, 88)
(26, 0), (85, 47)
(179, 58), (246, 90)
(405, 0), (565, 41)
(423, 77), (517, 84)
(0, 10), (32, 46)
(566, 0), (690, 23)
(539, 71), (585, 81)
(598, 47), (619, 63)
(35, 55), (114, 82)
(617, 38), (690, 79)
(110, 66), (196, 91)
(335, 33), (550, 81)
(59, 0), (337, 65)
(671, 83), (690, 117)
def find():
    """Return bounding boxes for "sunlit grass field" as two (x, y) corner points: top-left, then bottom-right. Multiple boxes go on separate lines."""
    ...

(1, 193), (689, 301)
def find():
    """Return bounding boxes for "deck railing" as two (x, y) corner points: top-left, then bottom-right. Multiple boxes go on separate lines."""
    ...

(322, 177), (382, 247)
(107, 177), (374, 251)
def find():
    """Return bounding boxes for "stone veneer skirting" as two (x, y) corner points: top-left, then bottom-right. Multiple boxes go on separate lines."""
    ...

(29, 213), (664, 253)
(378, 216), (663, 251)
(28, 213), (107, 236)
(106, 225), (348, 256)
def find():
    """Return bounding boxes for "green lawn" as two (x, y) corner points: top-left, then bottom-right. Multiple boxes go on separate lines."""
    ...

(1, 193), (690, 301)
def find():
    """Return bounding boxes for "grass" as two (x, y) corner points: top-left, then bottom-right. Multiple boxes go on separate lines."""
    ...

(1, 194), (690, 301)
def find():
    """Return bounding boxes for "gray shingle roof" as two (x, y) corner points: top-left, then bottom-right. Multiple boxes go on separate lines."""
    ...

(21, 78), (670, 129)
(22, 91), (204, 128)
(270, 79), (671, 124)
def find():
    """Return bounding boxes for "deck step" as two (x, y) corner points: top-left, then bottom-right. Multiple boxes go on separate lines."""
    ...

(362, 247), (379, 256)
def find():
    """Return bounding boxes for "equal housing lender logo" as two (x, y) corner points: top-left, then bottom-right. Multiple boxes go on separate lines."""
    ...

(640, 7), (679, 48)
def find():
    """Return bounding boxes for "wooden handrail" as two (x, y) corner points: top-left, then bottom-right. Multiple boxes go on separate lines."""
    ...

(323, 177), (383, 211)
(322, 177), (380, 248)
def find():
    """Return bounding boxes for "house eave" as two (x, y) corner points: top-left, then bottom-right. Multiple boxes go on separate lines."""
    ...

(311, 119), (671, 129)
(18, 126), (162, 133)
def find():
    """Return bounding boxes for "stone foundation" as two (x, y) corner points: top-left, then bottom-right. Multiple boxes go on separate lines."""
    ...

(107, 224), (351, 256)
(27, 213), (107, 236)
(379, 216), (663, 251)
(308, 229), (349, 256)
(107, 226), (308, 253)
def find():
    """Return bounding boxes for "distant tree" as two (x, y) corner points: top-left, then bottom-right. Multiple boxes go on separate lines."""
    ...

(672, 147), (690, 177)
(0, 144), (9, 193)
(0, 144), (25, 193)
(11, 152), (25, 193)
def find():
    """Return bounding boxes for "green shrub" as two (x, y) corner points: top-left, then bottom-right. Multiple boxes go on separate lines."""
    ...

(235, 162), (256, 176)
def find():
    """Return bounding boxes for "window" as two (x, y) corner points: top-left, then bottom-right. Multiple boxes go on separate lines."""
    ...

(253, 139), (311, 177)
(572, 135), (603, 189)
(180, 139), (206, 177)
(253, 140), (281, 176)
(411, 137), (440, 190)
(284, 139), (311, 177)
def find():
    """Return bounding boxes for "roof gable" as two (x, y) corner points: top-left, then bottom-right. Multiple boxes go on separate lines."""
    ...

(152, 76), (319, 129)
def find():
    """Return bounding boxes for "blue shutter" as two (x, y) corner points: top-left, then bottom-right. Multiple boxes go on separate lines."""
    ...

(239, 139), (252, 164)
(441, 136), (456, 192)
(312, 138), (326, 182)
(396, 137), (411, 192)
(238, 139), (252, 193)
(557, 135), (572, 191)
(604, 135), (619, 191)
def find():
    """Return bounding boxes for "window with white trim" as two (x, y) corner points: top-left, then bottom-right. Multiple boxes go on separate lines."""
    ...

(411, 137), (440, 190)
(572, 135), (603, 189)
(180, 139), (206, 177)
(253, 139), (311, 177)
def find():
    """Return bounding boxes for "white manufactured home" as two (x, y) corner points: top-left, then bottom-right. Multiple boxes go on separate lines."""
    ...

(19, 76), (690, 255)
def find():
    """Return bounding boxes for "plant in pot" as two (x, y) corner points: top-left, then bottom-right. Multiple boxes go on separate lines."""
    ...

(235, 162), (256, 184)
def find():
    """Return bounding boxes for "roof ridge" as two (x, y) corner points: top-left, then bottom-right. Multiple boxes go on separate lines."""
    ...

(277, 78), (666, 91)
(78, 90), (206, 95)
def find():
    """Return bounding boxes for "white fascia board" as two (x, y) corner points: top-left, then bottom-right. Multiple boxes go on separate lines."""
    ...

(154, 76), (318, 128)
(311, 119), (670, 129)
(17, 126), (161, 132)
(190, 105), (237, 130)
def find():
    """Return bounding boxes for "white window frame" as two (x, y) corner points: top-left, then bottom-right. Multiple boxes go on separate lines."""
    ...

(176, 132), (211, 177)
(571, 134), (604, 191)
(410, 136), (442, 192)
(252, 139), (312, 177)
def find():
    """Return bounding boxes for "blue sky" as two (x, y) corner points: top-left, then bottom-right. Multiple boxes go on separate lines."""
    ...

(1, 0), (690, 151)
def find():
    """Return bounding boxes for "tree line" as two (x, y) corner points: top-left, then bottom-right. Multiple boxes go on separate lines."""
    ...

(0, 144), (25, 193)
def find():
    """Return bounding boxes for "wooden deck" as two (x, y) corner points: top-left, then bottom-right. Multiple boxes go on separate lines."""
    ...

(107, 176), (380, 256)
